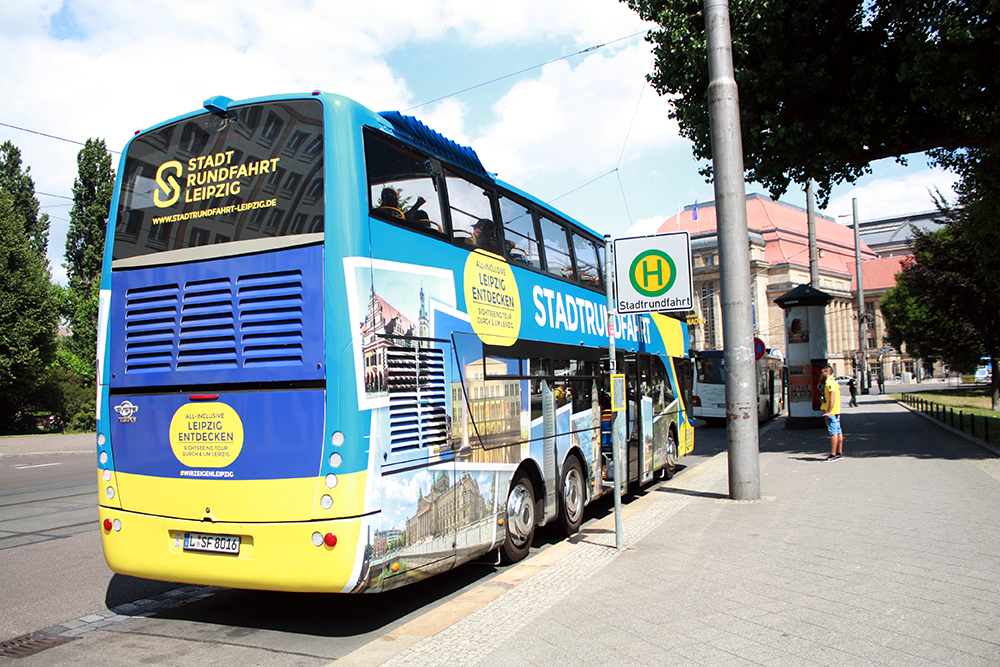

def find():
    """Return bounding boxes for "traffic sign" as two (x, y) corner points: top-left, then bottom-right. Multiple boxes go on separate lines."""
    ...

(613, 232), (693, 314)
(754, 337), (765, 360)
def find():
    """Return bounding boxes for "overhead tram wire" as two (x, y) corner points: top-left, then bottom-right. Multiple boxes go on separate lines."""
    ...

(403, 30), (648, 113)
(5, 31), (651, 222)
(612, 57), (653, 229)
(552, 56), (654, 228)
(0, 121), (122, 155)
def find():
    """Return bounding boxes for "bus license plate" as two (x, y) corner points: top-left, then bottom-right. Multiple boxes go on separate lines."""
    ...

(178, 532), (240, 554)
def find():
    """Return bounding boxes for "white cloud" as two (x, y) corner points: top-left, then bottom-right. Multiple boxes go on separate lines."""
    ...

(625, 214), (669, 237)
(472, 42), (680, 185)
(824, 167), (958, 221)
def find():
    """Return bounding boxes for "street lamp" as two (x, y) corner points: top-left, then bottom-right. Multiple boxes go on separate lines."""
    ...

(839, 200), (868, 394)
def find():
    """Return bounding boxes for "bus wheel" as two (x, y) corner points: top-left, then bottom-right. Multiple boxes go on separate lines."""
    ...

(557, 457), (584, 536)
(501, 474), (535, 564)
(661, 429), (677, 480)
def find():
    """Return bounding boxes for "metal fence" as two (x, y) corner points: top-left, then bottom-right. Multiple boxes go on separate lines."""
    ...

(900, 393), (997, 446)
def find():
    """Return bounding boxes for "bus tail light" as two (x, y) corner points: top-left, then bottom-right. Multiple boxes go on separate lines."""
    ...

(312, 532), (337, 548)
(692, 395), (702, 407)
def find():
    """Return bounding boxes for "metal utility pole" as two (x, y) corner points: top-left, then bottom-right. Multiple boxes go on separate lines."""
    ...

(807, 181), (819, 286)
(604, 235), (623, 549)
(852, 198), (867, 393)
(703, 0), (760, 500)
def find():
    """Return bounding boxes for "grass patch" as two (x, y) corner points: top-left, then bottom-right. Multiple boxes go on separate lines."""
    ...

(894, 388), (1000, 448)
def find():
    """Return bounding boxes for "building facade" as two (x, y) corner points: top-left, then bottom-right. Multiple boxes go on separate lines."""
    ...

(657, 195), (940, 381)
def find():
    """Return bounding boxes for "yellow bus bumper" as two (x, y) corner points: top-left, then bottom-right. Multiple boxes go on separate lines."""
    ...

(99, 507), (365, 593)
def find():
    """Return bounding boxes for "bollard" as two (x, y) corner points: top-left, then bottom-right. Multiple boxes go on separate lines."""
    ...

(950, 407), (954, 427)
(959, 410), (963, 432)
(972, 414), (976, 438)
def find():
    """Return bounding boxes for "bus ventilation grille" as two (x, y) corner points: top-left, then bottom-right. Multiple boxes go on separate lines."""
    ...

(123, 270), (305, 373)
(386, 345), (447, 453)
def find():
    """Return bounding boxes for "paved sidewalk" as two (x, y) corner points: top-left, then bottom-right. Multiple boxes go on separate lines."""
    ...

(0, 432), (94, 457)
(380, 394), (1000, 666)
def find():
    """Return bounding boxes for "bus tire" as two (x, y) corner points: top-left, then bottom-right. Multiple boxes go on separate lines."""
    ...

(661, 428), (677, 480)
(500, 473), (536, 564)
(557, 457), (584, 536)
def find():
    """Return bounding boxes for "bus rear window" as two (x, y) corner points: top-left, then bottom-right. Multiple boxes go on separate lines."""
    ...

(112, 99), (324, 262)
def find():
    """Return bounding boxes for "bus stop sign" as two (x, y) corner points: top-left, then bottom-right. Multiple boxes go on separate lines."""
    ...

(613, 232), (693, 314)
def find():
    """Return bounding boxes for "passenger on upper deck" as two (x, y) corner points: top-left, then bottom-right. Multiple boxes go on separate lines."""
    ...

(376, 187), (404, 219)
(472, 219), (500, 253)
(404, 196), (428, 224)
(376, 188), (434, 229)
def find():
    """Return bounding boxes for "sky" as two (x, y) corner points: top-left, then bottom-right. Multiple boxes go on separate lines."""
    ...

(1, 0), (959, 285)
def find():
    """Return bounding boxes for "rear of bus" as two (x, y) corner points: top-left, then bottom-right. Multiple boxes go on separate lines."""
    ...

(691, 350), (726, 423)
(96, 94), (366, 592)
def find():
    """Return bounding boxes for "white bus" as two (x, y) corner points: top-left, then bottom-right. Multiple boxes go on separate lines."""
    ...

(691, 350), (785, 425)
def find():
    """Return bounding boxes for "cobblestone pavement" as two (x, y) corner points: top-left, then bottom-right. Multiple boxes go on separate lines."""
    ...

(368, 395), (1000, 667)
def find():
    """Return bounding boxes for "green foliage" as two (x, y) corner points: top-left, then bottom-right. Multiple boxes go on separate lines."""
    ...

(881, 206), (1000, 408)
(29, 364), (96, 433)
(0, 141), (50, 259)
(928, 146), (1000, 281)
(623, 0), (1000, 205)
(0, 191), (59, 430)
(64, 138), (114, 378)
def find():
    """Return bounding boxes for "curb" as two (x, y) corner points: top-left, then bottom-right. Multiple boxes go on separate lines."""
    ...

(896, 400), (1000, 457)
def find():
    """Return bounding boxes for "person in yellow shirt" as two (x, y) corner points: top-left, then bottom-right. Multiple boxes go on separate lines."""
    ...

(820, 365), (842, 461)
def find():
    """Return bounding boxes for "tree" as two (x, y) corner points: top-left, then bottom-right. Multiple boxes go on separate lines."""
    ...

(881, 216), (1000, 410)
(623, 0), (1000, 204)
(63, 138), (114, 380)
(0, 141), (50, 260)
(0, 191), (59, 429)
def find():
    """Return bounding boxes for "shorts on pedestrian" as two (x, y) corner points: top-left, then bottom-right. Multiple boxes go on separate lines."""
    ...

(825, 414), (842, 435)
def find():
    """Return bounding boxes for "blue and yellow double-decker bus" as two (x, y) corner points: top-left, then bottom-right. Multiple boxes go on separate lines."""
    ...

(96, 91), (693, 593)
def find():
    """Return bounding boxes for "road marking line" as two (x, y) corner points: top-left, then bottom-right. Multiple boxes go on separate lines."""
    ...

(13, 463), (65, 470)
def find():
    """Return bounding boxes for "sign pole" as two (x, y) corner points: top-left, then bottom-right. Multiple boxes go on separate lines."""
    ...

(605, 235), (623, 550)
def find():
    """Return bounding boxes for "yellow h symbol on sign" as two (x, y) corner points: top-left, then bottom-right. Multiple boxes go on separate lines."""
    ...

(629, 250), (676, 297)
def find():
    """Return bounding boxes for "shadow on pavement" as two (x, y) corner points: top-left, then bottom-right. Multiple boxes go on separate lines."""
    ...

(762, 401), (998, 462)
(141, 560), (498, 637)
(106, 575), (187, 609)
(655, 487), (729, 500)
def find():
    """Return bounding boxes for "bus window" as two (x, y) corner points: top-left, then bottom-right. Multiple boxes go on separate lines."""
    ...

(572, 233), (602, 289)
(697, 355), (725, 384)
(445, 175), (498, 252)
(112, 99), (325, 262)
(529, 357), (552, 421)
(365, 134), (444, 235)
(499, 197), (541, 269)
(539, 216), (572, 279)
(650, 355), (672, 413)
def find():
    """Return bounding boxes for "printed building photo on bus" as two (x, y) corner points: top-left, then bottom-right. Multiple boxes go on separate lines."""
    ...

(344, 258), (455, 406)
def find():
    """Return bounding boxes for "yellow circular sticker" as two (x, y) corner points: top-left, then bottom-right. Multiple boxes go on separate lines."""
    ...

(464, 250), (521, 346)
(169, 402), (244, 468)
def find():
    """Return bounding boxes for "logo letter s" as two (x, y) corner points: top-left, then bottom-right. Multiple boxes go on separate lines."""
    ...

(154, 161), (183, 208)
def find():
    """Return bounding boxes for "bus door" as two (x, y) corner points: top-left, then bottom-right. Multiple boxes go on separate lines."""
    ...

(449, 333), (522, 558)
(623, 353), (655, 486)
